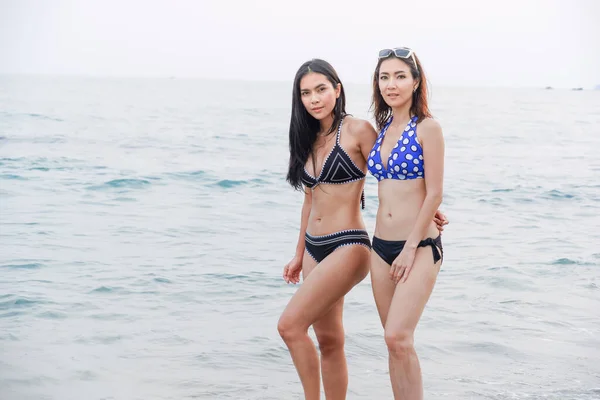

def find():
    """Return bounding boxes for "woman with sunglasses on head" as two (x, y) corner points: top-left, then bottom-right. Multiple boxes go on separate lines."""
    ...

(277, 58), (448, 400)
(367, 47), (446, 399)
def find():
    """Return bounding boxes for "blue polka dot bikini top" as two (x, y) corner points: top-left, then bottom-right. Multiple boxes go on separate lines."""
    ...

(367, 115), (424, 181)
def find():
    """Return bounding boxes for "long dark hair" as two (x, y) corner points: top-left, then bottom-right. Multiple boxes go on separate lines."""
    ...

(286, 59), (347, 190)
(371, 51), (431, 131)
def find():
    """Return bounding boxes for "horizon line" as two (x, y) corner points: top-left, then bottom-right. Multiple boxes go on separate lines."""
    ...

(0, 72), (597, 91)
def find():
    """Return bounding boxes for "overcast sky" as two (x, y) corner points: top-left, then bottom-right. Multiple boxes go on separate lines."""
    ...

(0, 0), (598, 88)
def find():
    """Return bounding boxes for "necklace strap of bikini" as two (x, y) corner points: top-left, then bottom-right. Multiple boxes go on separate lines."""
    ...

(381, 117), (393, 135)
(336, 115), (345, 144)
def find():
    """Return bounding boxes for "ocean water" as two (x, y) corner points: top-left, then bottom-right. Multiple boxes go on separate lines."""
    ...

(0, 75), (599, 400)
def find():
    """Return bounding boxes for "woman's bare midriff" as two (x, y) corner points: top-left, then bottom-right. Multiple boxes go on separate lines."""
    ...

(306, 181), (366, 235)
(374, 178), (439, 240)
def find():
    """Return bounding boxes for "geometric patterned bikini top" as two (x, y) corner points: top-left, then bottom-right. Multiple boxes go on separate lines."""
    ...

(367, 115), (425, 181)
(301, 116), (366, 208)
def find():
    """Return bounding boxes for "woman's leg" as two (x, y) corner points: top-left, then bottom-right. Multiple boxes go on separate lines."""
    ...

(370, 249), (399, 328)
(278, 245), (370, 400)
(312, 298), (347, 400)
(312, 244), (370, 399)
(383, 246), (441, 399)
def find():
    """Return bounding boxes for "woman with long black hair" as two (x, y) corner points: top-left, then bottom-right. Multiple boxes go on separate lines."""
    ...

(277, 58), (375, 400)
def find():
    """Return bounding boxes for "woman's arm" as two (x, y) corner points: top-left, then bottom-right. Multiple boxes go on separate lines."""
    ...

(294, 188), (312, 259)
(353, 119), (378, 162)
(405, 118), (445, 249)
(283, 187), (312, 284)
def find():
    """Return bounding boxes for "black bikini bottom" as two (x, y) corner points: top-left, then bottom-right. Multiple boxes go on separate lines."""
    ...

(305, 229), (371, 263)
(372, 235), (443, 266)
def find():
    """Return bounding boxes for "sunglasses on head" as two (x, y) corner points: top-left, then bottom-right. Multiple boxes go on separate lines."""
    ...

(378, 47), (418, 70)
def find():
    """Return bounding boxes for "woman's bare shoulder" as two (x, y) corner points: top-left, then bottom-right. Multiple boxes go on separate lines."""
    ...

(345, 115), (377, 137)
